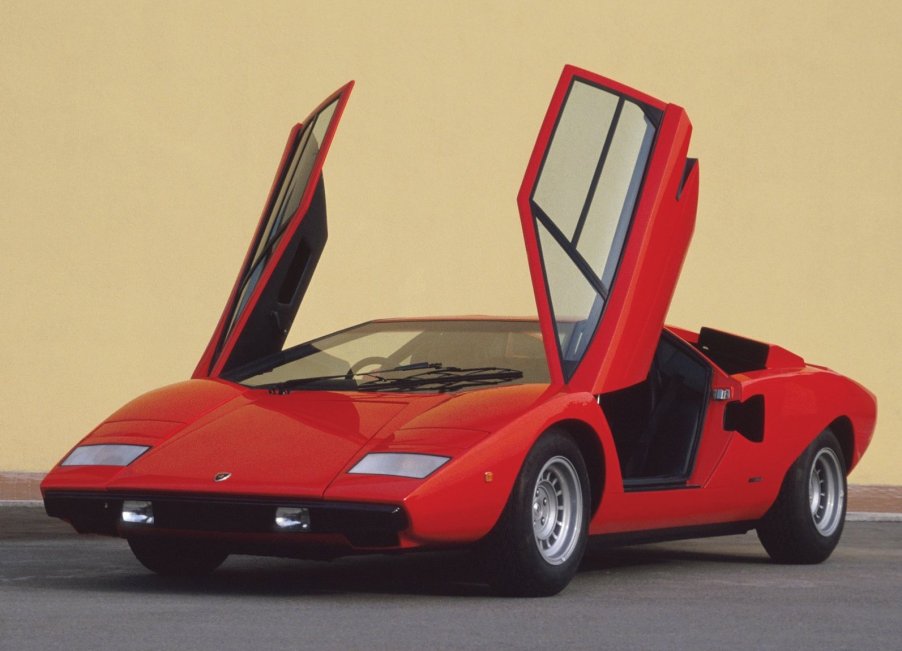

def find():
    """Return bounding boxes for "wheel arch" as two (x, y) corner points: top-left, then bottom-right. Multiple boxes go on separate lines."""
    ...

(826, 415), (854, 475)
(756, 425), (848, 563)
(400, 392), (612, 546)
(553, 419), (605, 517)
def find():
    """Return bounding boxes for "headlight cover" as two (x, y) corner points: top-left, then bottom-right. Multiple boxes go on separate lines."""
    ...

(61, 444), (150, 467)
(348, 453), (450, 479)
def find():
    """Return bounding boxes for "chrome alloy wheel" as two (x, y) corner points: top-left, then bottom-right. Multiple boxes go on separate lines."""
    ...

(808, 447), (844, 537)
(531, 455), (583, 565)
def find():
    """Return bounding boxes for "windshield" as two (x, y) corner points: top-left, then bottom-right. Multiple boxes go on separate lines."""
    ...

(227, 320), (550, 392)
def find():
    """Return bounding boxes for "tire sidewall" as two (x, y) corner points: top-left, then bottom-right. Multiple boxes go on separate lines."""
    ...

(795, 430), (848, 552)
(489, 428), (591, 596)
(758, 428), (847, 563)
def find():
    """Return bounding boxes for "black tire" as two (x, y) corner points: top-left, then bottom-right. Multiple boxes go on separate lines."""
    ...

(482, 428), (591, 597)
(128, 537), (229, 576)
(756, 429), (847, 564)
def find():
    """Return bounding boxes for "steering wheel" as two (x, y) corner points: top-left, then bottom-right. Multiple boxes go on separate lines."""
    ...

(349, 356), (393, 375)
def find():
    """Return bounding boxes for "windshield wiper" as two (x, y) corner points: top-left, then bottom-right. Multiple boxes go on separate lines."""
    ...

(356, 366), (523, 393)
(261, 374), (357, 394)
(258, 364), (523, 395)
(344, 361), (442, 380)
(256, 363), (445, 394)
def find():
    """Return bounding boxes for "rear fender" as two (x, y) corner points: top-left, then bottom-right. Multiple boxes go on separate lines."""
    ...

(708, 367), (876, 516)
(743, 367), (875, 473)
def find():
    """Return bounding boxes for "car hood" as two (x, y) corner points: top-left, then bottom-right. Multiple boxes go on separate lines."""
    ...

(100, 380), (551, 498)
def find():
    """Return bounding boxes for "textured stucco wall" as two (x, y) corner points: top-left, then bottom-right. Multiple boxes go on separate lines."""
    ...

(0, 1), (898, 483)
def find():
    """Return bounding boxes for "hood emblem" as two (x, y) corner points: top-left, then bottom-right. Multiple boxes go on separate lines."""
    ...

(213, 472), (232, 482)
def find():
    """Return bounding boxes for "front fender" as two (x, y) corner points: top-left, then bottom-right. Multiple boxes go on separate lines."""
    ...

(399, 389), (611, 545)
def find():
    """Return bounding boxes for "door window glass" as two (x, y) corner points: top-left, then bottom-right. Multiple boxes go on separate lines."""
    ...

(222, 99), (339, 343)
(530, 79), (658, 379)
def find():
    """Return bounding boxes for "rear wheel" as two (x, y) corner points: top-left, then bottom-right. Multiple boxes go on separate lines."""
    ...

(483, 429), (590, 597)
(757, 429), (847, 564)
(128, 537), (228, 576)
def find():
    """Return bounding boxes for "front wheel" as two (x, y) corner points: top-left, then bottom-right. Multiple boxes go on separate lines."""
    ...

(128, 537), (229, 576)
(482, 429), (591, 597)
(756, 429), (847, 564)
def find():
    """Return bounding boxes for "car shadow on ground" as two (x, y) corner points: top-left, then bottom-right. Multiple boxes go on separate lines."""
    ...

(48, 548), (494, 598)
(37, 536), (771, 599)
(582, 537), (771, 572)
(5, 507), (773, 597)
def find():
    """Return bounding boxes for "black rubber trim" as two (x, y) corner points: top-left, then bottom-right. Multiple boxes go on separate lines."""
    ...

(622, 478), (700, 492)
(44, 491), (408, 546)
(532, 203), (608, 299)
(589, 520), (756, 548)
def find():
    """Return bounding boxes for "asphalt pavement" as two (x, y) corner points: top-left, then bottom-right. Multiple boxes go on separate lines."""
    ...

(1, 505), (899, 650)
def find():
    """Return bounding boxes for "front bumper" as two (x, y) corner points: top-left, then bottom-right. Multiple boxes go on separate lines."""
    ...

(44, 490), (408, 550)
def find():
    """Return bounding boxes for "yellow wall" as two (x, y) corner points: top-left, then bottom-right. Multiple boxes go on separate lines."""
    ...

(1, 1), (898, 484)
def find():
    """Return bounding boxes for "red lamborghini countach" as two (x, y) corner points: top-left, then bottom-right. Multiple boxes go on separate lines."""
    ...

(42, 66), (877, 596)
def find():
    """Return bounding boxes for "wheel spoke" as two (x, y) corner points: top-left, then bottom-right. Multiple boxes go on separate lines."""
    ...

(531, 456), (583, 566)
(808, 447), (844, 537)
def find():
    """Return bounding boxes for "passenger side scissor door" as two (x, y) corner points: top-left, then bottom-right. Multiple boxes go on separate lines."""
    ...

(518, 66), (698, 395)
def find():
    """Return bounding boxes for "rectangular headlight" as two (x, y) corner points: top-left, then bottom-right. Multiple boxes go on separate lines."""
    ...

(61, 444), (150, 467)
(348, 453), (450, 479)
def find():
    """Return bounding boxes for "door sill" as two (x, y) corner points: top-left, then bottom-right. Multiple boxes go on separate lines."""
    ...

(622, 477), (699, 492)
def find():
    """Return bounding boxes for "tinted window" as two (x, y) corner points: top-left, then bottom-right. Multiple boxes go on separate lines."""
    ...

(530, 79), (657, 378)
(222, 99), (339, 343)
(232, 320), (550, 388)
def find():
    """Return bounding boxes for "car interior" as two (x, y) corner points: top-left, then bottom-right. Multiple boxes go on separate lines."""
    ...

(599, 331), (711, 485)
(406, 329), (550, 383)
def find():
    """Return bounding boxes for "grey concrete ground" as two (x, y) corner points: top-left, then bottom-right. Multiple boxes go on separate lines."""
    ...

(1, 505), (899, 650)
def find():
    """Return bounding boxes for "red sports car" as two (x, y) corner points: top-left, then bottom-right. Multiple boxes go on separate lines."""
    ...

(42, 66), (877, 596)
